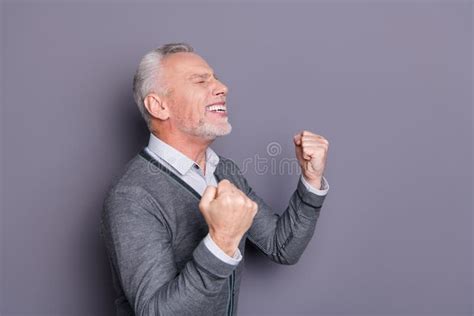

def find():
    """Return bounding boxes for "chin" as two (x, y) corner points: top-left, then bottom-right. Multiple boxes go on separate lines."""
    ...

(179, 121), (232, 141)
(199, 123), (232, 140)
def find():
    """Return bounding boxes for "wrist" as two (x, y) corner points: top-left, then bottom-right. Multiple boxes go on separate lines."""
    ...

(209, 231), (240, 257)
(302, 174), (322, 190)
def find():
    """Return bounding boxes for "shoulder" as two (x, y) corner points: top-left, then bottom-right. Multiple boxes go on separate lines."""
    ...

(103, 149), (159, 210)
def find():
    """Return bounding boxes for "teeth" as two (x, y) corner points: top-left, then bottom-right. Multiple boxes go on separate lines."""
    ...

(207, 105), (226, 112)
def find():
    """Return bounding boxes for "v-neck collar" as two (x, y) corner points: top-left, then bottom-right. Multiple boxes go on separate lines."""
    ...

(147, 133), (220, 177)
(139, 148), (227, 201)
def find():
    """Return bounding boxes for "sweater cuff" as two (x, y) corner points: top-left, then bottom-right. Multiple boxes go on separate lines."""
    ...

(300, 175), (329, 196)
(203, 233), (242, 266)
(296, 176), (327, 210)
(193, 237), (238, 279)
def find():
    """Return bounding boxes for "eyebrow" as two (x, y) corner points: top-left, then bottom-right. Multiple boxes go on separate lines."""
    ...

(188, 73), (218, 80)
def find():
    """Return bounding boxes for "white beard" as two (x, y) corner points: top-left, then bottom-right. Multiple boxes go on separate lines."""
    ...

(178, 118), (232, 140)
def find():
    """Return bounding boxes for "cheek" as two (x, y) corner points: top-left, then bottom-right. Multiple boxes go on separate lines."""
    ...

(187, 91), (208, 115)
(189, 89), (207, 104)
(170, 87), (208, 119)
(173, 102), (203, 123)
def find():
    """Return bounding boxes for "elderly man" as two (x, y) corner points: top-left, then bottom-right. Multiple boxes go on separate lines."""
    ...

(101, 43), (330, 316)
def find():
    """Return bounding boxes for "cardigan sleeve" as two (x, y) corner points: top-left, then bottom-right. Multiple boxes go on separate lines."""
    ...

(229, 161), (328, 265)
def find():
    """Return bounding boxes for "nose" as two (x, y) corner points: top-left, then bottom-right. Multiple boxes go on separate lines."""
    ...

(213, 79), (228, 97)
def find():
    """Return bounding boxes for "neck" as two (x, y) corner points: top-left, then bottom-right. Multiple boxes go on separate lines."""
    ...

(151, 129), (213, 172)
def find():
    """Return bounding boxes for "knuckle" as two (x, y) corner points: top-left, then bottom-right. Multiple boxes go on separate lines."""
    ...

(235, 196), (245, 206)
(248, 201), (255, 211)
(252, 205), (258, 215)
(243, 199), (251, 207)
(219, 179), (230, 185)
(222, 195), (232, 205)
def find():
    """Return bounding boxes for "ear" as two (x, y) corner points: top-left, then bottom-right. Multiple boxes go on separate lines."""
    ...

(144, 93), (169, 121)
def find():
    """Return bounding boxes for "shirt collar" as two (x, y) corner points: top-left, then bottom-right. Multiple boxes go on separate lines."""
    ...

(147, 133), (220, 176)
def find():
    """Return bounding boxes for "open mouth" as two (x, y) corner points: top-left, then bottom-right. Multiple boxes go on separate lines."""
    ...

(206, 104), (227, 115)
(206, 104), (226, 112)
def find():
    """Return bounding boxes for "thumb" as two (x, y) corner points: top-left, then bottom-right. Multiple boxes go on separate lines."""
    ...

(200, 185), (217, 210)
(293, 133), (302, 146)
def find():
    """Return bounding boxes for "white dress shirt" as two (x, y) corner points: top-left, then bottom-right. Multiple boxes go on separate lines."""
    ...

(145, 133), (329, 265)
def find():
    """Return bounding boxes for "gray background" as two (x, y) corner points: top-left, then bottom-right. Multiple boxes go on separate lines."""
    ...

(1, 1), (472, 315)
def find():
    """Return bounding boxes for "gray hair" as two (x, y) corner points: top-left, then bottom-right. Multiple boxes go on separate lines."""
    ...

(132, 43), (194, 128)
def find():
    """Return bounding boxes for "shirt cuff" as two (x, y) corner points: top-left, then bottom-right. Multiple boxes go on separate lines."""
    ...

(203, 233), (242, 266)
(300, 175), (329, 196)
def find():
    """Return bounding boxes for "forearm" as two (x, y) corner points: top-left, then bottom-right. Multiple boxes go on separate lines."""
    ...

(128, 239), (235, 315)
(247, 177), (327, 265)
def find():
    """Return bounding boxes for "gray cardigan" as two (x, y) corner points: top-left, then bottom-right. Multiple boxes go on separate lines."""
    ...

(101, 148), (327, 315)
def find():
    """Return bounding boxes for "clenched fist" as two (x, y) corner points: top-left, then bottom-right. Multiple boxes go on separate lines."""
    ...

(199, 179), (258, 257)
(294, 130), (329, 190)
